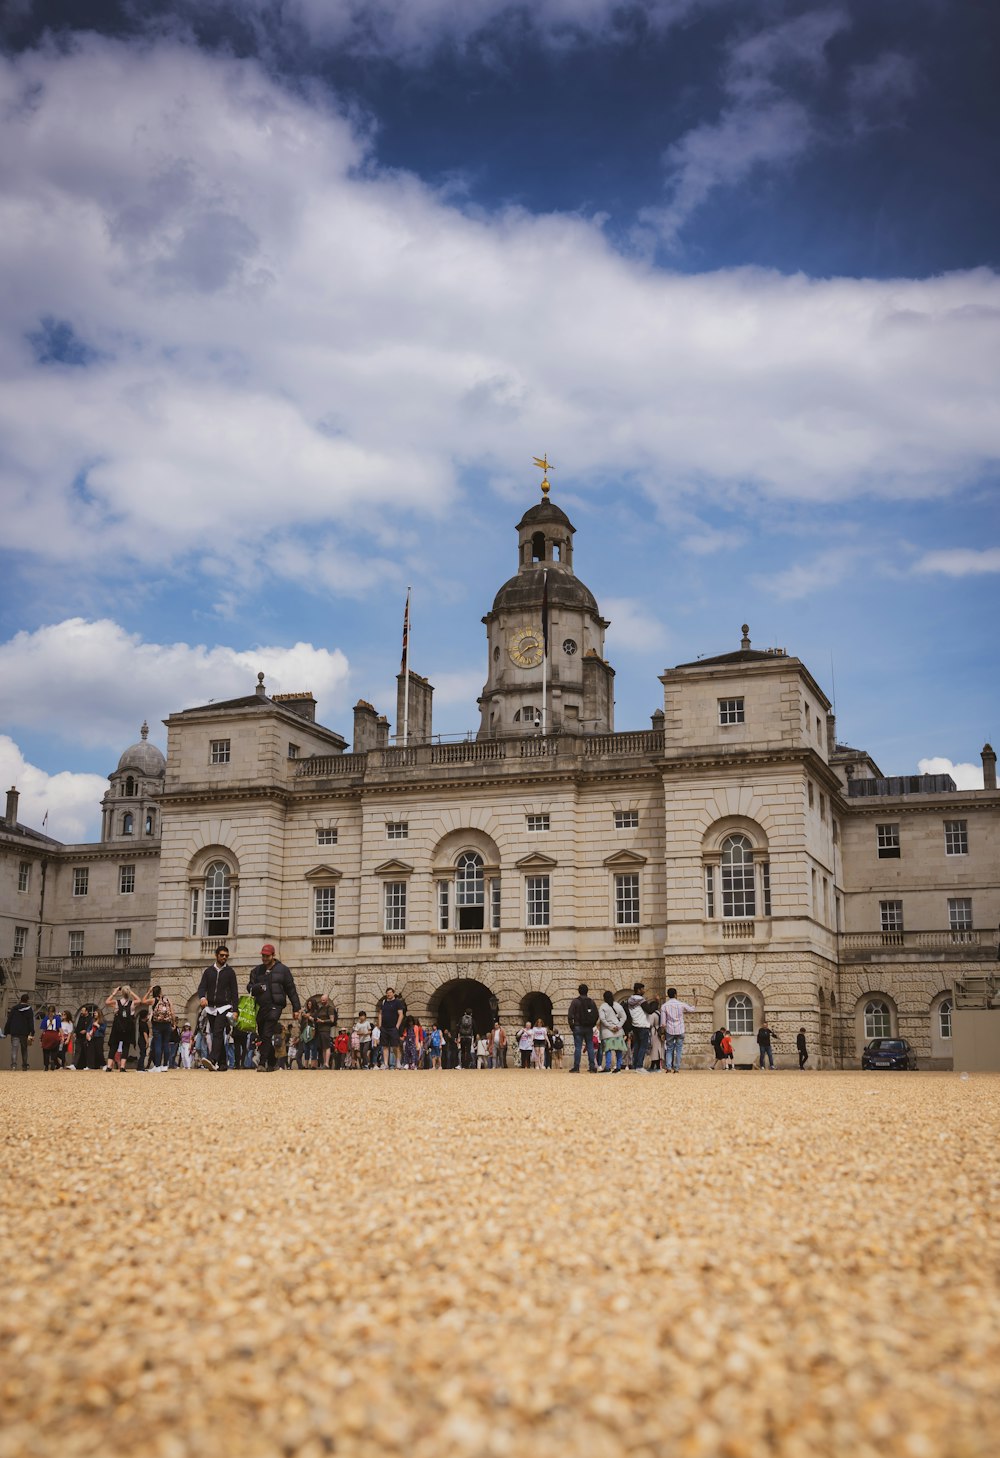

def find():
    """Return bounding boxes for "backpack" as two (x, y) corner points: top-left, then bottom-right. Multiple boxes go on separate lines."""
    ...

(579, 997), (599, 1028)
(236, 995), (258, 1033)
(459, 1013), (475, 1037)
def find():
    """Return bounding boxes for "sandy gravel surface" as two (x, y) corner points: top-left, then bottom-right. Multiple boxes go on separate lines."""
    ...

(1, 1068), (998, 1458)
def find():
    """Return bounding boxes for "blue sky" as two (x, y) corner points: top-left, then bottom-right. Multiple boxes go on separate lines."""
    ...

(1, 0), (998, 839)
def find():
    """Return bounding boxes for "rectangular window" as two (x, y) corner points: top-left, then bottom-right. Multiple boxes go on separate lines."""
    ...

(316, 828), (338, 846)
(13, 926), (27, 957)
(115, 928), (132, 956)
(437, 880), (450, 931)
(614, 872), (640, 926)
(210, 739), (231, 765)
(944, 820), (968, 856)
(948, 897), (973, 931)
(807, 782), (814, 809)
(314, 886), (336, 934)
(491, 879), (501, 931)
(719, 697), (745, 725)
(880, 900), (903, 933)
(72, 867), (89, 897)
(819, 793), (826, 821)
(189, 889), (200, 937)
(288, 743), (299, 759)
(705, 865), (715, 918)
(69, 931), (84, 958)
(526, 813), (550, 833)
(762, 862), (772, 917)
(386, 821), (408, 840)
(614, 809), (639, 829)
(877, 823), (900, 859)
(525, 875), (550, 927)
(384, 881), (407, 932)
(119, 864), (136, 894)
(18, 861), (30, 893)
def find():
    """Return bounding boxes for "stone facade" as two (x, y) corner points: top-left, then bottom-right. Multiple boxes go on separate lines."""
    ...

(2, 493), (998, 1066)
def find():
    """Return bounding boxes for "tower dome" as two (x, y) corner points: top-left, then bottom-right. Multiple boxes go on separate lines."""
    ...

(116, 722), (166, 778)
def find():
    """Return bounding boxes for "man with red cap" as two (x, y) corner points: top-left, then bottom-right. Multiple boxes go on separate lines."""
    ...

(248, 943), (301, 1072)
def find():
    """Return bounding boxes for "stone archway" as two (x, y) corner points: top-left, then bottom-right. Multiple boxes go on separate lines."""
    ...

(520, 991), (554, 1029)
(429, 978), (497, 1039)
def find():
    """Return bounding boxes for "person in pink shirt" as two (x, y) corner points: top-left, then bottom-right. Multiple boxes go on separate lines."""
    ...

(660, 987), (697, 1073)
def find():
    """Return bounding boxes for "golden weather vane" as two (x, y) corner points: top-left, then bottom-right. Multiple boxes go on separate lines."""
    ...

(532, 454), (554, 496)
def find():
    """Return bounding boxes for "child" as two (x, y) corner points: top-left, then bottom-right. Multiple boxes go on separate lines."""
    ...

(179, 1022), (194, 1069)
(475, 1034), (489, 1069)
(720, 1028), (734, 1072)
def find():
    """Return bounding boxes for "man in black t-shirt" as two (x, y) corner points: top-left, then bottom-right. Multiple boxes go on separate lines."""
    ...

(378, 988), (405, 1070)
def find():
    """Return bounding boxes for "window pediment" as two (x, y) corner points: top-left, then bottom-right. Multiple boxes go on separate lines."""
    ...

(603, 849), (647, 868)
(374, 859), (414, 877)
(304, 864), (343, 882)
(515, 851), (557, 870)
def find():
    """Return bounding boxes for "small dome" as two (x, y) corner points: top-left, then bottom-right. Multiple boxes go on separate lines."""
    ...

(116, 721), (166, 777)
(491, 564), (598, 616)
(516, 499), (575, 533)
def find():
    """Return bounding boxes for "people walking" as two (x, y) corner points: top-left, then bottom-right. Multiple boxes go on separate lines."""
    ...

(197, 946), (238, 1072)
(104, 984), (139, 1071)
(660, 988), (697, 1073)
(757, 1020), (776, 1070)
(40, 1006), (63, 1071)
(4, 995), (35, 1070)
(531, 1019), (550, 1070)
(149, 986), (175, 1070)
(598, 991), (627, 1072)
(567, 983), (600, 1072)
(796, 1027), (809, 1069)
(457, 1008), (476, 1069)
(379, 988), (405, 1070)
(720, 1028), (734, 1070)
(248, 944), (301, 1072)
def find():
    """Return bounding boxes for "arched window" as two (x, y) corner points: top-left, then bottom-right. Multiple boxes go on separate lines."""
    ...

(145, 810), (156, 836)
(721, 834), (755, 918)
(938, 998), (952, 1041)
(531, 531), (545, 562)
(203, 862), (232, 937)
(455, 851), (485, 931)
(727, 992), (755, 1036)
(864, 999), (891, 1040)
(122, 812), (134, 836)
(124, 776), (136, 797)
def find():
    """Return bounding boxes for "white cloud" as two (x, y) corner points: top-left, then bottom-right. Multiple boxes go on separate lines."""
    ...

(1, 36), (1000, 596)
(751, 546), (865, 601)
(913, 548), (1000, 577)
(917, 757), (984, 791)
(0, 736), (108, 844)
(603, 598), (670, 654)
(647, 8), (849, 243)
(680, 525), (746, 555)
(0, 619), (351, 749)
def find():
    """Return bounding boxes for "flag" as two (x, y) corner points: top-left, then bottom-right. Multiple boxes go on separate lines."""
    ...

(401, 588), (410, 673)
(42, 810), (49, 829)
(541, 570), (549, 658)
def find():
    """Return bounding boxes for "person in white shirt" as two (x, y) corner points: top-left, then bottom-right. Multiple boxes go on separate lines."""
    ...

(597, 991), (627, 1072)
(660, 987), (697, 1073)
(627, 982), (651, 1071)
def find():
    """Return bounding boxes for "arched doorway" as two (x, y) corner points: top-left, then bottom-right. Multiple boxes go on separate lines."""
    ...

(520, 991), (553, 1029)
(430, 978), (497, 1038)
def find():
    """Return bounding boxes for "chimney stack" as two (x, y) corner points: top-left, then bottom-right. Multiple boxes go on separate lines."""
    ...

(5, 786), (19, 826)
(982, 743), (997, 790)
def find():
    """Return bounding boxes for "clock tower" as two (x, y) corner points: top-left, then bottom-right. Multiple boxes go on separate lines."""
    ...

(477, 488), (615, 738)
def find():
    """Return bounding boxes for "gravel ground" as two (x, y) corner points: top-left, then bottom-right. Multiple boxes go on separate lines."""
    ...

(1, 1068), (997, 1458)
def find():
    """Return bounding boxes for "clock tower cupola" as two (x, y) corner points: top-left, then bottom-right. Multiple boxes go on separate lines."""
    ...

(478, 467), (614, 738)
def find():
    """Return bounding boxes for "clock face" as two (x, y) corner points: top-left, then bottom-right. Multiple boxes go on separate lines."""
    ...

(562, 638), (577, 656)
(508, 626), (544, 669)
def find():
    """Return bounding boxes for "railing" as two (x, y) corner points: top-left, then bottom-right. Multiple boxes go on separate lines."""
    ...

(721, 921), (755, 940)
(524, 929), (550, 947)
(295, 754), (366, 777)
(311, 937), (337, 953)
(614, 927), (640, 945)
(519, 738), (556, 757)
(380, 747), (419, 768)
(584, 731), (664, 756)
(58, 954), (153, 974)
(382, 934), (406, 951)
(841, 930), (983, 951)
(431, 742), (506, 765)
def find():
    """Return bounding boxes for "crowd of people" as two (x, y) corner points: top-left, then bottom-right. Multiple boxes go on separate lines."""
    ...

(3, 952), (807, 1072)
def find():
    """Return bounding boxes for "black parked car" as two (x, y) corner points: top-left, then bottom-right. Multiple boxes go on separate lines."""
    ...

(861, 1038), (918, 1070)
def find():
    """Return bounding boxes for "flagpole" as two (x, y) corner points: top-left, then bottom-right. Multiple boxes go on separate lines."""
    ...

(402, 588), (411, 748)
(541, 570), (548, 736)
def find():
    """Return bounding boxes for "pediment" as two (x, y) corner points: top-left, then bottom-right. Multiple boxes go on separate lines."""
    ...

(374, 859), (415, 876)
(514, 852), (558, 870)
(304, 864), (343, 882)
(602, 849), (648, 868)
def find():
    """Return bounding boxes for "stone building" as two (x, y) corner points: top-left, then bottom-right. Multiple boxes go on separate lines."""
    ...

(2, 486), (998, 1065)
